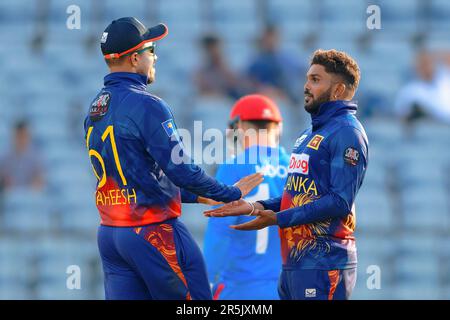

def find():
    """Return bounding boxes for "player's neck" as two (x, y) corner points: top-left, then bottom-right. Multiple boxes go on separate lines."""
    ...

(109, 66), (138, 74)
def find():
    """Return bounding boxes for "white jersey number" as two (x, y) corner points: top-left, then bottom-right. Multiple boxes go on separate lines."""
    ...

(245, 183), (270, 255)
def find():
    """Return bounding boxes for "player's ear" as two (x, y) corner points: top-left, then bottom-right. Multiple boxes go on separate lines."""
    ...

(332, 82), (347, 100)
(130, 52), (139, 67)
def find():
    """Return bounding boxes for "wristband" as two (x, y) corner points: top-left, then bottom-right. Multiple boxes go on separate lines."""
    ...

(247, 202), (255, 216)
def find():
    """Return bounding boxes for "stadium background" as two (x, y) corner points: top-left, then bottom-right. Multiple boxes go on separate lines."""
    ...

(0, 0), (449, 299)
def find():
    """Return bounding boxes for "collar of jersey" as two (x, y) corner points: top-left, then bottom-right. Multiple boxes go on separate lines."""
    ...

(104, 72), (148, 91)
(311, 100), (358, 131)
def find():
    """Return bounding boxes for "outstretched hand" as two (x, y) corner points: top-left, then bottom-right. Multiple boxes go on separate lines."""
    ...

(234, 173), (264, 198)
(204, 199), (254, 217)
(204, 199), (277, 231)
(230, 209), (277, 231)
(197, 173), (262, 206)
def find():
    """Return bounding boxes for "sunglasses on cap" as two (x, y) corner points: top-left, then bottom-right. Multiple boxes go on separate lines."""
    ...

(124, 42), (156, 57)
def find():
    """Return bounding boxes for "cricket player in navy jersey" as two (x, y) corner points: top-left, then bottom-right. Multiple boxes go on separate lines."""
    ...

(205, 49), (369, 300)
(203, 95), (289, 300)
(84, 17), (262, 300)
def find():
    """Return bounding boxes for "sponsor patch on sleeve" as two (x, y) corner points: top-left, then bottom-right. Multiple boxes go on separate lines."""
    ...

(89, 91), (111, 121)
(344, 147), (360, 166)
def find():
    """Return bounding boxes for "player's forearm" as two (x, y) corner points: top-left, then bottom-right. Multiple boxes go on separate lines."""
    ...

(169, 163), (241, 203)
(257, 197), (282, 212)
(276, 193), (350, 228)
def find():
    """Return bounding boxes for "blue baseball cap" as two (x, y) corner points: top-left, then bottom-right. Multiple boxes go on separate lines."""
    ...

(101, 17), (168, 59)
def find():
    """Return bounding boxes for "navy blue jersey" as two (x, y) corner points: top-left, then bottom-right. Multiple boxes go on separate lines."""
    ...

(84, 72), (241, 226)
(204, 146), (289, 284)
(259, 101), (369, 270)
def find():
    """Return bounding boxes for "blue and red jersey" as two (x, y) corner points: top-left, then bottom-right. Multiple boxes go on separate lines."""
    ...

(259, 100), (369, 270)
(84, 72), (242, 227)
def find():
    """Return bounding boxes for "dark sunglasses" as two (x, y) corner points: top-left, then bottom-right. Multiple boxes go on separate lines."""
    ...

(137, 43), (156, 55)
(125, 43), (156, 57)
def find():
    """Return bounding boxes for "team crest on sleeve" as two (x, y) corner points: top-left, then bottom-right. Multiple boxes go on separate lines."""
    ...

(89, 91), (111, 121)
(344, 147), (360, 166)
(162, 119), (177, 138)
(307, 135), (324, 150)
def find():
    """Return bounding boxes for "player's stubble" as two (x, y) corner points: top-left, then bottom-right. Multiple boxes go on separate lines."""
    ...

(304, 86), (333, 114)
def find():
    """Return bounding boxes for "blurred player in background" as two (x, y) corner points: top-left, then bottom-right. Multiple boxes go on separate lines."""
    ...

(203, 95), (289, 300)
(84, 17), (262, 300)
(395, 50), (450, 124)
(206, 49), (369, 300)
(246, 25), (304, 105)
(0, 120), (45, 192)
(194, 34), (245, 100)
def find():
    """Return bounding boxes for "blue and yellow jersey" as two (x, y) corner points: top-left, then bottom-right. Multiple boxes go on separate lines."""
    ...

(84, 72), (241, 227)
(204, 145), (289, 284)
(259, 101), (369, 270)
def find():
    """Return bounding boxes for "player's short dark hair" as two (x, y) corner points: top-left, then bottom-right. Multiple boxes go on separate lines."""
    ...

(263, 24), (278, 36)
(15, 119), (28, 131)
(310, 49), (361, 92)
(201, 34), (220, 48)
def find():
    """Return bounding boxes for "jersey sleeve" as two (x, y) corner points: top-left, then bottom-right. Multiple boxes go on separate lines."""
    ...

(180, 189), (199, 203)
(203, 163), (240, 284)
(138, 97), (242, 203)
(277, 126), (369, 228)
(257, 197), (282, 212)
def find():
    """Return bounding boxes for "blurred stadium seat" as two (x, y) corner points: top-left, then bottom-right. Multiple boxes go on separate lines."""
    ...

(356, 188), (394, 231)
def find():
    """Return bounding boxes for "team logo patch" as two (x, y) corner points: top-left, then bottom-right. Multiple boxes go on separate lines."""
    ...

(89, 91), (111, 121)
(305, 288), (317, 298)
(344, 147), (360, 166)
(162, 119), (177, 138)
(262, 108), (273, 118)
(101, 32), (108, 44)
(288, 153), (309, 175)
(294, 134), (308, 148)
(307, 134), (324, 150)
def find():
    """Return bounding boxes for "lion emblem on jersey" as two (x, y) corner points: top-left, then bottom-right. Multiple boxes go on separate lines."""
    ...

(282, 193), (332, 262)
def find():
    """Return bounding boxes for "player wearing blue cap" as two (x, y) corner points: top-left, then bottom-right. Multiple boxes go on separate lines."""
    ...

(203, 95), (289, 300)
(205, 49), (369, 300)
(84, 17), (262, 300)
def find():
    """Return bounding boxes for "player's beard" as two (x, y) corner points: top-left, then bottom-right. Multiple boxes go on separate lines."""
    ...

(304, 87), (333, 114)
(147, 69), (155, 84)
